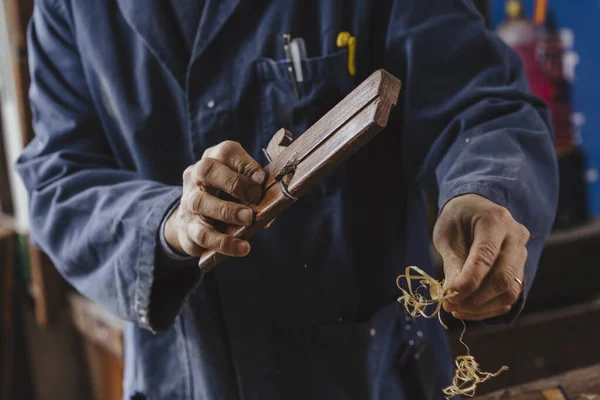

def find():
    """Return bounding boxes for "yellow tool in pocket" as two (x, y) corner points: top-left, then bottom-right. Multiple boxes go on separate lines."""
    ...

(336, 31), (356, 76)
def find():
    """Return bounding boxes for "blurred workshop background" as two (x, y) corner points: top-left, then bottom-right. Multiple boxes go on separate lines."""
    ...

(1, 0), (600, 399)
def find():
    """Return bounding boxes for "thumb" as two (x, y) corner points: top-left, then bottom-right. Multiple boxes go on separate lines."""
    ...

(433, 222), (467, 305)
(438, 247), (466, 305)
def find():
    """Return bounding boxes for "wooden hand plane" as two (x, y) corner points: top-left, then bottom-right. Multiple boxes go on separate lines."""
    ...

(198, 69), (402, 271)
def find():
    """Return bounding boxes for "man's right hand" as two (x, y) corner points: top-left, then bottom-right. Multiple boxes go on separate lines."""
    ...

(164, 141), (267, 258)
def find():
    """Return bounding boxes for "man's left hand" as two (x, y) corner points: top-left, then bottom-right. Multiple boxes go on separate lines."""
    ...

(433, 194), (530, 321)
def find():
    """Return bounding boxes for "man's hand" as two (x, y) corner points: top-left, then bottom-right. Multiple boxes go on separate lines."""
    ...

(433, 194), (530, 321)
(164, 141), (267, 258)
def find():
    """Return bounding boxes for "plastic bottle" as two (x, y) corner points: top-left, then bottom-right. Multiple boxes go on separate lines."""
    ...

(497, 0), (588, 229)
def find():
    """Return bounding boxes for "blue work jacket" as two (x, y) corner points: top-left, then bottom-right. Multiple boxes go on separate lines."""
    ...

(17, 0), (558, 399)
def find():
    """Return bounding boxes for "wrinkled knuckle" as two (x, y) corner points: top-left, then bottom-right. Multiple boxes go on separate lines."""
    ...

(202, 144), (218, 159)
(194, 225), (210, 248)
(222, 140), (240, 150)
(218, 235), (234, 254)
(228, 175), (244, 195)
(188, 190), (204, 212)
(474, 242), (497, 269)
(186, 190), (197, 210)
(196, 158), (214, 181)
(220, 140), (241, 156)
(491, 207), (511, 226)
(498, 207), (512, 222)
(517, 224), (531, 245)
(211, 145), (228, 161)
(219, 204), (236, 221)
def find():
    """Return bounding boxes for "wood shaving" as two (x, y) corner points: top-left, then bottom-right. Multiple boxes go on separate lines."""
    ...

(396, 266), (508, 399)
(396, 266), (455, 328)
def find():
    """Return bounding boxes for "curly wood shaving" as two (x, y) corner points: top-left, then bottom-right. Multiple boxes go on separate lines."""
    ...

(396, 266), (508, 399)
(396, 266), (456, 329)
(442, 355), (508, 398)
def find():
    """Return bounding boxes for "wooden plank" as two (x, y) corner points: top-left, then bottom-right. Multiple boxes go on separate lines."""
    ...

(0, 103), (14, 215)
(70, 293), (124, 400)
(5, 0), (62, 327)
(545, 218), (600, 247)
(198, 69), (401, 271)
(23, 305), (92, 400)
(69, 293), (123, 360)
(28, 241), (62, 326)
(0, 218), (63, 328)
(83, 341), (124, 400)
(4, 0), (34, 145)
(475, 363), (600, 400)
(0, 226), (15, 400)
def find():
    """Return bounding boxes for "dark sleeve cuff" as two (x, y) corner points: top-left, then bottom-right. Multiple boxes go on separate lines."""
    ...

(438, 182), (509, 215)
(135, 186), (203, 332)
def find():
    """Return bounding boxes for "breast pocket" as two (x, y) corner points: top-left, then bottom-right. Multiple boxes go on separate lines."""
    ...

(254, 49), (355, 141)
(254, 49), (356, 196)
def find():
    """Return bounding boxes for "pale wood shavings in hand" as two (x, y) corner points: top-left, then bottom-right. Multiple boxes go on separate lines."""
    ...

(396, 266), (508, 399)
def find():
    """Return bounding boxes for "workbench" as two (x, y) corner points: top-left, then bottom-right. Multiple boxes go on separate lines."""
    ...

(474, 363), (600, 400)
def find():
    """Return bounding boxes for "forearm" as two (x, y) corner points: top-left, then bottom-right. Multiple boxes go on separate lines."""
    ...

(383, 0), (558, 315)
(18, 157), (200, 330)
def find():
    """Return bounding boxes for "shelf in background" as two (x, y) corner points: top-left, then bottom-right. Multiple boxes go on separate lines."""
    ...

(449, 298), (600, 395)
(525, 218), (600, 314)
(474, 362), (600, 400)
(546, 218), (600, 247)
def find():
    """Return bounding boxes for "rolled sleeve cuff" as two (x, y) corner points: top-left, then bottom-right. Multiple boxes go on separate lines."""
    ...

(438, 182), (509, 214)
(135, 186), (200, 331)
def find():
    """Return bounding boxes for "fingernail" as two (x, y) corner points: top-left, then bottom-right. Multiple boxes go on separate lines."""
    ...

(251, 170), (266, 185)
(236, 208), (253, 225)
(246, 186), (263, 204)
(236, 241), (250, 256)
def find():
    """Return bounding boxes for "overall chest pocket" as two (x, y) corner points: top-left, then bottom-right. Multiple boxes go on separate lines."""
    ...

(253, 49), (356, 195)
(254, 49), (355, 142)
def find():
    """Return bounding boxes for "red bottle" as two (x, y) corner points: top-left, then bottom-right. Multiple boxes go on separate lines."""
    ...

(498, 0), (588, 229)
(498, 0), (575, 152)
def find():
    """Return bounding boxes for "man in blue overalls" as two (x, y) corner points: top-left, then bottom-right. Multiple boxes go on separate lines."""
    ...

(17, 0), (558, 399)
